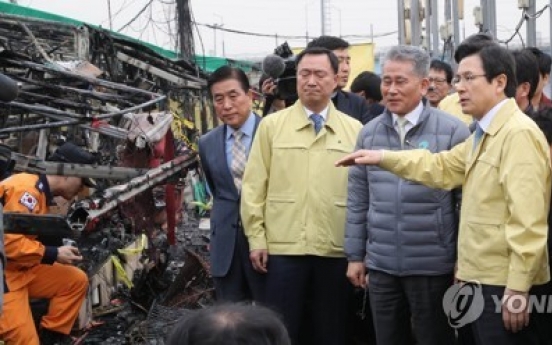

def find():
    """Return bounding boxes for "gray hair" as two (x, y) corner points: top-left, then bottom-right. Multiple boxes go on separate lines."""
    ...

(382, 45), (430, 78)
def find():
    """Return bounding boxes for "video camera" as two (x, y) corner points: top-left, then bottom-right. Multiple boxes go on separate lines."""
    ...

(262, 42), (297, 101)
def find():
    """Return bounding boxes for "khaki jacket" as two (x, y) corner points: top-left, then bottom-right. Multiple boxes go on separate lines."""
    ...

(241, 101), (362, 257)
(439, 93), (473, 126)
(381, 99), (551, 291)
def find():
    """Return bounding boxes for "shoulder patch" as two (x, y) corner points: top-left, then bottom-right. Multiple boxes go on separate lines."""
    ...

(19, 192), (38, 211)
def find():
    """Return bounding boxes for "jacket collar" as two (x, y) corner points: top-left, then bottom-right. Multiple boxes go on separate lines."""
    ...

(485, 98), (518, 136)
(36, 174), (54, 205)
(291, 100), (341, 133)
(382, 98), (431, 128)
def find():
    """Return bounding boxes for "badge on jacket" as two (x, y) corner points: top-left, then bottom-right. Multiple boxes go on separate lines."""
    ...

(19, 192), (37, 211)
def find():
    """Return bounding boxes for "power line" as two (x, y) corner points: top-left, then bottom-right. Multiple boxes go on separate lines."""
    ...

(194, 21), (396, 40)
(117, 0), (154, 32)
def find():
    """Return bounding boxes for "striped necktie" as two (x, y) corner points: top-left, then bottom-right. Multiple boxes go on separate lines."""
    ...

(231, 130), (246, 190)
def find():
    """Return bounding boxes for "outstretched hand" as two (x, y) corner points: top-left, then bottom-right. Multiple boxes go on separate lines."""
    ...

(335, 150), (383, 167)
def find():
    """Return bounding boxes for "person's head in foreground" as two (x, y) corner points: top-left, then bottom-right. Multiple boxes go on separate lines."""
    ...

(166, 303), (291, 345)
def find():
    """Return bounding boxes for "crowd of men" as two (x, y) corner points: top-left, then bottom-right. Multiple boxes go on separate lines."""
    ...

(200, 33), (552, 345)
(2, 31), (552, 345)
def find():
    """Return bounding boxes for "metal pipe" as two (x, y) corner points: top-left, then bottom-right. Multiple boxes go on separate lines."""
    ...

(430, 0), (440, 56)
(451, 0), (461, 48)
(425, 0), (432, 52)
(550, 0), (552, 49)
(321, 0), (326, 35)
(487, 0), (497, 38)
(526, 0), (537, 47)
(10, 152), (149, 179)
(411, 0), (421, 46)
(398, 0), (406, 44)
(0, 119), (80, 133)
(2, 59), (162, 98)
(68, 154), (197, 231)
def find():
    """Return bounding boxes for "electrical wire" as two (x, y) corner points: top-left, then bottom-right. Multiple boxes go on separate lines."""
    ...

(498, 5), (550, 46)
(498, 9), (526, 45)
(194, 21), (396, 41)
(117, 0), (155, 32)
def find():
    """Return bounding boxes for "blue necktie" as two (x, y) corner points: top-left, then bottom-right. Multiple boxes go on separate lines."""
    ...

(310, 114), (324, 134)
(473, 123), (484, 152)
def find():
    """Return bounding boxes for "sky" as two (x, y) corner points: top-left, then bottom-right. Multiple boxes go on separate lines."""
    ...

(8, 0), (552, 58)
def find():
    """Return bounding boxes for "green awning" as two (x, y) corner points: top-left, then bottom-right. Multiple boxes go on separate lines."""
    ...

(0, 1), (256, 72)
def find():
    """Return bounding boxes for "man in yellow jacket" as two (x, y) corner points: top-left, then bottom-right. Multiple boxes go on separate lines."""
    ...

(241, 47), (362, 345)
(337, 37), (550, 344)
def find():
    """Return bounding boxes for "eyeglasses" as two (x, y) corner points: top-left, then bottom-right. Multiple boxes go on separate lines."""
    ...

(452, 74), (487, 85)
(428, 77), (448, 85)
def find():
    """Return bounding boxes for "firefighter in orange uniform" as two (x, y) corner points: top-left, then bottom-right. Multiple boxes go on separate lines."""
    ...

(0, 142), (96, 345)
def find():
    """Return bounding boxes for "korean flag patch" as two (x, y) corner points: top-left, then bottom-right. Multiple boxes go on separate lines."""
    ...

(19, 192), (38, 212)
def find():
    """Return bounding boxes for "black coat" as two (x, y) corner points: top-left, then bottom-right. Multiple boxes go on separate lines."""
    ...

(332, 90), (371, 124)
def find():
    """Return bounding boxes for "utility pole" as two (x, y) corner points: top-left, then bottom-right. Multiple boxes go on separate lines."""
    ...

(398, 0), (406, 44)
(488, 0), (497, 38)
(425, 0), (432, 51)
(107, 0), (113, 31)
(214, 14), (225, 57)
(550, 0), (552, 49)
(411, 0), (421, 46)
(451, 0), (461, 47)
(481, 0), (497, 38)
(526, 0), (537, 47)
(321, 0), (331, 35)
(430, 0), (439, 56)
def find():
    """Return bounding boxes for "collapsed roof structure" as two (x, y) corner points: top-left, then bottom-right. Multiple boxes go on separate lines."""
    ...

(0, 2), (216, 343)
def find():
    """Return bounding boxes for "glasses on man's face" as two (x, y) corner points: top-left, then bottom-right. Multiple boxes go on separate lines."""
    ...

(451, 73), (487, 86)
(428, 77), (447, 86)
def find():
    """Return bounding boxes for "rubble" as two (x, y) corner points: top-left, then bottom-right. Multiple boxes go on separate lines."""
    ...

(0, 5), (216, 345)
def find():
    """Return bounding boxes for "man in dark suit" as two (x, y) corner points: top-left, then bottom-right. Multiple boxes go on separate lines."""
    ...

(198, 66), (264, 302)
(307, 36), (371, 124)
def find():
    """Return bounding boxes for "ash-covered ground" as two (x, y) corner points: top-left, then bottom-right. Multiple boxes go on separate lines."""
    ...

(73, 211), (214, 345)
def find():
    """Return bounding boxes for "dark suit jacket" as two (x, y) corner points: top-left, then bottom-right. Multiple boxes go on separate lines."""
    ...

(333, 90), (371, 125)
(198, 114), (262, 277)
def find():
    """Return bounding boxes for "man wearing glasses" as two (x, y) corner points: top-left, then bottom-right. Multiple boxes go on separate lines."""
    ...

(427, 60), (453, 108)
(337, 34), (551, 345)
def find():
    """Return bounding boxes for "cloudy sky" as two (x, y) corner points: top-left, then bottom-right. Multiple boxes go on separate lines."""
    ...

(8, 0), (552, 58)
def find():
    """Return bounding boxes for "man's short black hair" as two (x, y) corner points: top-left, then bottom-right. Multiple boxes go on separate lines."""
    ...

(207, 66), (250, 95)
(350, 71), (382, 102)
(295, 47), (339, 75)
(525, 47), (552, 77)
(512, 49), (540, 101)
(454, 33), (495, 64)
(430, 60), (453, 84)
(307, 35), (349, 51)
(166, 304), (291, 345)
(533, 107), (552, 144)
(455, 38), (517, 98)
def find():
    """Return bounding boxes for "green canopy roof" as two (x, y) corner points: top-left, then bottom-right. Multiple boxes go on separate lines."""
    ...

(0, 1), (255, 72)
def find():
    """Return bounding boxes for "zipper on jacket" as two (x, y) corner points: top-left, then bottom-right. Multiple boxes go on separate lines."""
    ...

(396, 168), (403, 273)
